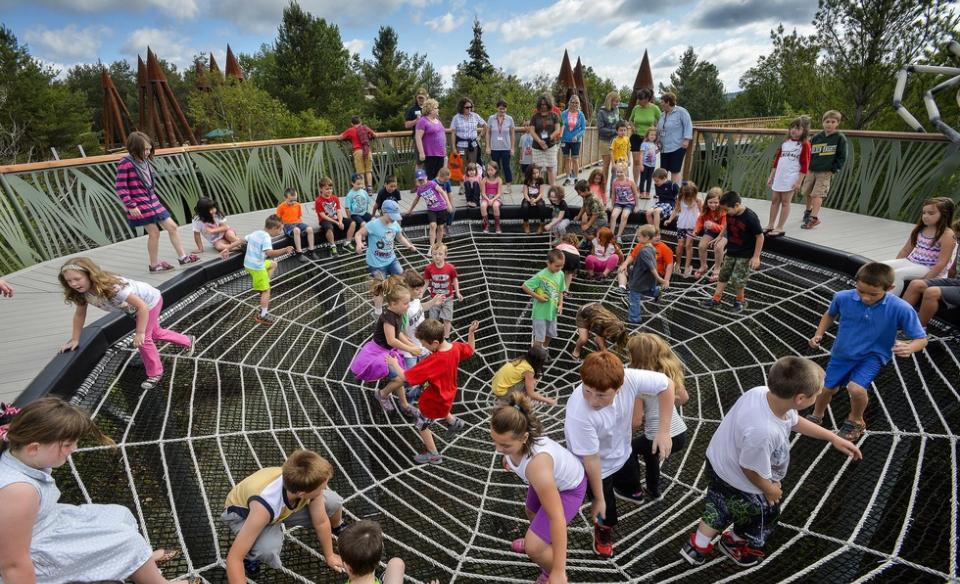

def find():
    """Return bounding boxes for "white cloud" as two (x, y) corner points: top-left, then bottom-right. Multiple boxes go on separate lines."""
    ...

(121, 28), (197, 69)
(5, 0), (198, 18)
(600, 20), (672, 53)
(425, 12), (465, 33)
(207, 0), (434, 32)
(494, 0), (623, 39)
(23, 25), (107, 62)
(343, 38), (366, 56)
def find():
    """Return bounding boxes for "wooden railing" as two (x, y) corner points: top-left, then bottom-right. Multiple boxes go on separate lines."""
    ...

(0, 128), (602, 274)
(693, 116), (781, 128)
(684, 126), (959, 222)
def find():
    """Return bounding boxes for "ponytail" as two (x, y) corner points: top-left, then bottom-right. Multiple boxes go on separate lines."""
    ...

(490, 393), (543, 456)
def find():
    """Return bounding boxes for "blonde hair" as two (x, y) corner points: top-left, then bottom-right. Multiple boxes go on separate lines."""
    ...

(371, 274), (407, 300)
(422, 98), (439, 115)
(59, 257), (124, 307)
(567, 95), (580, 109)
(626, 333), (685, 394)
(282, 449), (333, 493)
(822, 110), (842, 122)
(603, 91), (621, 110)
(432, 242), (448, 254)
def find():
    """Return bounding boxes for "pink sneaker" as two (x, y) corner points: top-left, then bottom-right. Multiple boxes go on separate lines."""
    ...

(178, 254), (200, 265)
(511, 538), (525, 553)
(149, 261), (174, 272)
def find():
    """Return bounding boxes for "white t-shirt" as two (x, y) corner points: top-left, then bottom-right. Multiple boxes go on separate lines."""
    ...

(192, 215), (227, 243)
(564, 368), (670, 478)
(85, 278), (161, 315)
(400, 297), (428, 359)
(505, 436), (585, 492)
(639, 392), (687, 440)
(772, 139), (804, 191)
(705, 386), (798, 495)
(244, 230), (273, 271)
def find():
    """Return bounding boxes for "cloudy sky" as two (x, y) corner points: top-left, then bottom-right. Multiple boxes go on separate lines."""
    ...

(1, 0), (819, 91)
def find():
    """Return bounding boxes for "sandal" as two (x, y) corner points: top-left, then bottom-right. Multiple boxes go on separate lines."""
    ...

(805, 414), (823, 425)
(767, 230), (785, 238)
(709, 271), (720, 282)
(155, 549), (181, 565)
(837, 420), (866, 442)
(694, 268), (707, 279)
(149, 261), (174, 273)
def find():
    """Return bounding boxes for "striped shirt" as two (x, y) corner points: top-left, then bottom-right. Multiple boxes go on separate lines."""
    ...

(115, 156), (166, 222)
(906, 231), (950, 275)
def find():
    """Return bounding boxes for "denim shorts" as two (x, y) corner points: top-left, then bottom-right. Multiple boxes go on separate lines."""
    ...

(369, 259), (403, 278)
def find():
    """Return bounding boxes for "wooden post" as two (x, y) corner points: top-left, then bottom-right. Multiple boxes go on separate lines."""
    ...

(683, 128), (699, 183)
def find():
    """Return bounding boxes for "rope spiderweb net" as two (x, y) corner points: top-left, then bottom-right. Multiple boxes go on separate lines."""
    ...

(58, 221), (959, 583)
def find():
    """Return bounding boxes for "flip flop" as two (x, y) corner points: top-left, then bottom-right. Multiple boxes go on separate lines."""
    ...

(155, 549), (181, 565)
(767, 230), (785, 238)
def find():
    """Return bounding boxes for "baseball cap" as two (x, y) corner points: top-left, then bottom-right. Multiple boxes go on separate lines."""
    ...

(381, 199), (403, 221)
(414, 169), (427, 181)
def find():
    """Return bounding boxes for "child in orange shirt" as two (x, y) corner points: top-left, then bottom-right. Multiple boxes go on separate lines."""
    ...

(276, 188), (316, 262)
(615, 229), (673, 295)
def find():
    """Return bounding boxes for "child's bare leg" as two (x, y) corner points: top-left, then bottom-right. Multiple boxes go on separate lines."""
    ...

(259, 290), (271, 314)
(382, 558), (406, 584)
(346, 221), (357, 241)
(329, 505), (343, 528)
(429, 222), (438, 247)
(380, 377), (410, 410)
(766, 193), (780, 230)
(847, 382), (869, 426)
(291, 227), (303, 252)
(712, 240), (726, 274)
(565, 271), (573, 290)
(811, 195), (824, 218)
(480, 200), (489, 224)
(811, 386), (838, 419)
(698, 236), (710, 271)
(306, 226), (315, 249)
(145, 223), (161, 266)
(616, 210), (629, 240)
(443, 319), (451, 339)
(694, 521), (720, 541)
(775, 190), (793, 230)
(493, 201), (501, 220)
(161, 218), (188, 257)
(325, 227), (335, 245)
(420, 427), (438, 453)
(525, 530), (554, 574)
(572, 328), (588, 358)
(617, 270), (627, 288)
(684, 238), (694, 270)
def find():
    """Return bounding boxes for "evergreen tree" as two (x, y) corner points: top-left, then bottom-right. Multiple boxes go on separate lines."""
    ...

(735, 26), (826, 118)
(0, 26), (94, 162)
(361, 26), (425, 129)
(418, 62), (444, 100)
(66, 60), (138, 135)
(659, 47), (726, 120)
(460, 17), (494, 80)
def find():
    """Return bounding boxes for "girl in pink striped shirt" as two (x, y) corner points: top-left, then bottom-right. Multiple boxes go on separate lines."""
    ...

(115, 132), (198, 272)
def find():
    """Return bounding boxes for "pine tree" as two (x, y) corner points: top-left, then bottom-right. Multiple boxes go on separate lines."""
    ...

(659, 47), (726, 121)
(461, 17), (494, 81)
(361, 26), (425, 129)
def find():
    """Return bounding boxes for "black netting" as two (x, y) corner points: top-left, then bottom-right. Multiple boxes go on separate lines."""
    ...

(59, 221), (960, 583)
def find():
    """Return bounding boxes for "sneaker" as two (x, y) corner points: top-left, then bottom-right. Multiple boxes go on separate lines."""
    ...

(718, 531), (764, 567)
(243, 559), (261, 576)
(343, 241), (355, 251)
(802, 209), (811, 224)
(406, 384), (423, 402)
(613, 286), (628, 295)
(680, 532), (714, 565)
(616, 236), (623, 245)
(253, 314), (275, 327)
(305, 248), (317, 257)
(613, 487), (647, 503)
(149, 261), (174, 272)
(731, 300), (747, 313)
(331, 521), (351, 537)
(178, 253), (200, 265)
(563, 178), (571, 186)
(807, 216), (821, 229)
(510, 538), (526, 553)
(534, 570), (549, 584)
(375, 390), (395, 412)
(445, 417), (466, 438)
(296, 252), (309, 263)
(141, 375), (162, 390)
(593, 523), (614, 558)
(495, 227), (503, 234)
(414, 451), (442, 464)
(329, 246), (339, 256)
(701, 298), (721, 309)
(184, 335), (196, 357)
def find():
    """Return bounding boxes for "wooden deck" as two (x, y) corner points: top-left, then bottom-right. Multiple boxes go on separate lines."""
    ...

(0, 183), (914, 405)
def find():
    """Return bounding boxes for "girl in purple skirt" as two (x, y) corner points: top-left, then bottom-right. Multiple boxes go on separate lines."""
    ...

(350, 277), (426, 382)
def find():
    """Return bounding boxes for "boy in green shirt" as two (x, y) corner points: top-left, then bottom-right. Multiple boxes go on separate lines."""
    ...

(521, 249), (566, 349)
(801, 110), (847, 230)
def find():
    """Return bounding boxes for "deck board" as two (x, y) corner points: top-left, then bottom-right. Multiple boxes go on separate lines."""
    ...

(0, 181), (915, 405)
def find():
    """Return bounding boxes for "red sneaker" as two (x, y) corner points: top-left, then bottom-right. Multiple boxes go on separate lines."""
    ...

(593, 522), (614, 558)
(718, 531), (765, 567)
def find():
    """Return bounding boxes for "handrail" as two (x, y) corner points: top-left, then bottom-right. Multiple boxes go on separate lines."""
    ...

(692, 126), (952, 141)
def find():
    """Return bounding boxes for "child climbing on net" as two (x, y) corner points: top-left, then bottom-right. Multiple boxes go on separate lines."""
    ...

(490, 346), (556, 406)
(572, 302), (628, 360)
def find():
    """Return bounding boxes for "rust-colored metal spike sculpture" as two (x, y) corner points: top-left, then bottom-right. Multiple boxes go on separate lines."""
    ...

(144, 48), (199, 147)
(102, 67), (136, 149)
(558, 50), (577, 107)
(209, 52), (223, 80)
(573, 57), (591, 119)
(195, 58), (211, 91)
(626, 50), (654, 114)
(225, 45), (244, 83)
(137, 55), (148, 132)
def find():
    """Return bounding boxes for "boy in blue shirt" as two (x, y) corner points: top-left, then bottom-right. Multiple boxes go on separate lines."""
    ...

(344, 173), (371, 251)
(807, 262), (927, 441)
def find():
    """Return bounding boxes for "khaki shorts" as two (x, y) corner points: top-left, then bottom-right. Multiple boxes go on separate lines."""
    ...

(353, 149), (373, 174)
(801, 171), (833, 199)
(246, 260), (273, 292)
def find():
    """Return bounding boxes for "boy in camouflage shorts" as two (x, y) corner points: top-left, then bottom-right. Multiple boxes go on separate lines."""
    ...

(701, 191), (764, 314)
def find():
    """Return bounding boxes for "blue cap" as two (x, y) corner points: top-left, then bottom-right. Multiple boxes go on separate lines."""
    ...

(381, 199), (403, 221)
(415, 169), (427, 181)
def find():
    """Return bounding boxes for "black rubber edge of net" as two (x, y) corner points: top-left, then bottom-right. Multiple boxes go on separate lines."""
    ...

(16, 208), (959, 407)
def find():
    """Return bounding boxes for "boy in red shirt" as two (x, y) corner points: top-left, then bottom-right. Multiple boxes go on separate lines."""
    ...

(384, 318), (479, 464)
(314, 176), (345, 255)
(615, 228), (674, 296)
(340, 116), (377, 189)
(423, 242), (463, 340)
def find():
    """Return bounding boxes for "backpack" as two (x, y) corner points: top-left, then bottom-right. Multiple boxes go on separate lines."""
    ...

(448, 150), (464, 182)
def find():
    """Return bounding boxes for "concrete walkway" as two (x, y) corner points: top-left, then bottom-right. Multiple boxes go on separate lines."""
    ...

(0, 181), (913, 405)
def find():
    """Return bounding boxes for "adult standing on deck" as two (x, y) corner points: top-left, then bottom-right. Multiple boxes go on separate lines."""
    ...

(528, 94), (562, 186)
(486, 100), (516, 194)
(655, 92), (693, 185)
(628, 88), (660, 184)
(415, 99), (447, 180)
(405, 88), (429, 169)
(560, 95), (587, 186)
(597, 91), (622, 186)
(450, 97), (486, 168)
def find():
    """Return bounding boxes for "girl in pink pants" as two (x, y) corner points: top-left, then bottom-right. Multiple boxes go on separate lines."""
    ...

(584, 226), (623, 278)
(58, 257), (194, 390)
